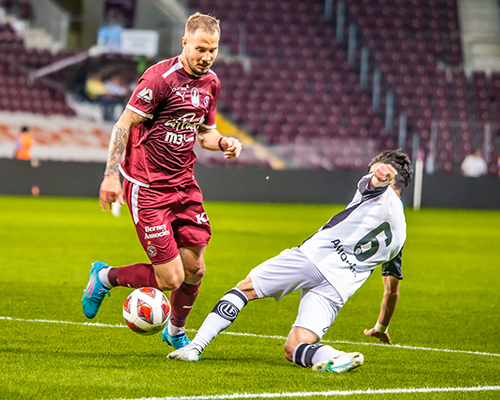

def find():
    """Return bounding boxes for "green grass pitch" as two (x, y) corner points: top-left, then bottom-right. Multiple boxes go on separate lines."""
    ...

(0, 195), (499, 400)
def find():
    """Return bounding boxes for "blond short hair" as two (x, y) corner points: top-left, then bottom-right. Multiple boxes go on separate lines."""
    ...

(185, 12), (220, 36)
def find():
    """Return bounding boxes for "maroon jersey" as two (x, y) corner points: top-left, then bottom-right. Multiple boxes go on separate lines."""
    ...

(120, 56), (220, 188)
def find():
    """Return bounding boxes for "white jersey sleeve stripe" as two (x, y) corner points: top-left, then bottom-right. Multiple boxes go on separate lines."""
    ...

(126, 104), (153, 119)
(162, 59), (183, 78)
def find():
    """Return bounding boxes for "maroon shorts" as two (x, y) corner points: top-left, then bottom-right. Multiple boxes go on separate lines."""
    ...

(123, 179), (212, 264)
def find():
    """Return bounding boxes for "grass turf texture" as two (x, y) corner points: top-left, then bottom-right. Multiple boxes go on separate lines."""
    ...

(0, 195), (499, 400)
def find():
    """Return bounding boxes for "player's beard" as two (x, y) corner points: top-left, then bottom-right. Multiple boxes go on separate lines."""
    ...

(188, 58), (211, 76)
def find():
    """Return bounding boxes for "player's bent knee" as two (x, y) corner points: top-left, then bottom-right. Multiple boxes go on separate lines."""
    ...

(284, 341), (298, 362)
(155, 274), (184, 291)
(186, 265), (205, 280)
(184, 264), (205, 285)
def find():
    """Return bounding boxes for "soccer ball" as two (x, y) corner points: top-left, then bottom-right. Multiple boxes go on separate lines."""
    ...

(123, 287), (170, 335)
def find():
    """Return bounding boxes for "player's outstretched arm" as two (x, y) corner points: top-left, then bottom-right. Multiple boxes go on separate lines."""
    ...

(364, 275), (400, 345)
(100, 108), (145, 211)
(197, 127), (242, 159)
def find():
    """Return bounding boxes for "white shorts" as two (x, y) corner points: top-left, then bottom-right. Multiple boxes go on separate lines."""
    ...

(249, 247), (344, 340)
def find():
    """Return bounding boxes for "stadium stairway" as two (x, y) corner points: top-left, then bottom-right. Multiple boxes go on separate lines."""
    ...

(195, 113), (286, 169)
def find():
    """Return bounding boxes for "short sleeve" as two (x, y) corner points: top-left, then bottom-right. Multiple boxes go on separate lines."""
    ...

(382, 249), (403, 280)
(126, 70), (165, 119)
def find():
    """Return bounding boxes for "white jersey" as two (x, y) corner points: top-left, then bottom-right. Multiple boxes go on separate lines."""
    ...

(299, 173), (406, 302)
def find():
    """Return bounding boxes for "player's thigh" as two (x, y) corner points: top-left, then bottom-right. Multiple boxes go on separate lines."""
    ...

(292, 281), (343, 341)
(172, 185), (212, 249)
(123, 181), (179, 265)
(249, 247), (325, 301)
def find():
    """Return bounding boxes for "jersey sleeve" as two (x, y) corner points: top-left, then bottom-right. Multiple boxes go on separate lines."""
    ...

(382, 249), (403, 280)
(126, 70), (166, 119)
(358, 173), (388, 201)
(204, 78), (220, 129)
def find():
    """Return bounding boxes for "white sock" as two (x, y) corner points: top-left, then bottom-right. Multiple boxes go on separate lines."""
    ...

(168, 322), (185, 336)
(310, 345), (345, 365)
(98, 267), (112, 289)
(192, 288), (248, 351)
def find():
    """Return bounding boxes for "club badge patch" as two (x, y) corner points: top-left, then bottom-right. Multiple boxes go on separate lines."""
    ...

(191, 88), (200, 107)
(147, 245), (157, 258)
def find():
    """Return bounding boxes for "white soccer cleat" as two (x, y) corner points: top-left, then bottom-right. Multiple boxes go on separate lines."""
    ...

(167, 342), (201, 361)
(311, 352), (364, 373)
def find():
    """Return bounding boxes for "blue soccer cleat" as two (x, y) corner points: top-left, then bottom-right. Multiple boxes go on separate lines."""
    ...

(311, 352), (364, 373)
(162, 327), (192, 350)
(82, 261), (111, 319)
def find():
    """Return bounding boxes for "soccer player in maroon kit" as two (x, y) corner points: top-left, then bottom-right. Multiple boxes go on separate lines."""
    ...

(82, 12), (242, 349)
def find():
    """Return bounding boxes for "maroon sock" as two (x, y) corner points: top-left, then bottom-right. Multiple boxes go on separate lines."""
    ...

(108, 263), (159, 289)
(170, 281), (201, 327)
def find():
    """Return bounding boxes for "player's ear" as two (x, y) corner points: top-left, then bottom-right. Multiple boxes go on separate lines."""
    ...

(182, 36), (188, 47)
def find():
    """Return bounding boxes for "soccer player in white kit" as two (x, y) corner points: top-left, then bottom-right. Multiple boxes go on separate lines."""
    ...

(168, 150), (413, 372)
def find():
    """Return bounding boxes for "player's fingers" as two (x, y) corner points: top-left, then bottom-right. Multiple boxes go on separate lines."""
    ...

(101, 191), (116, 211)
(227, 143), (242, 158)
(117, 192), (125, 205)
(99, 190), (109, 211)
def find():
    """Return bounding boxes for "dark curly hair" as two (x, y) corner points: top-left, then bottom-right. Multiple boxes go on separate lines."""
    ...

(367, 149), (413, 193)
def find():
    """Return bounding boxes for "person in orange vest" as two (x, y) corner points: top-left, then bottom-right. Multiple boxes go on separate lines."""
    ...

(14, 126), (34, 160)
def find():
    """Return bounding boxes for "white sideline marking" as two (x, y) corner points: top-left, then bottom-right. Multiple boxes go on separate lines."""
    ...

(1, 316), (500, 358)
(124, 386), (500, 400)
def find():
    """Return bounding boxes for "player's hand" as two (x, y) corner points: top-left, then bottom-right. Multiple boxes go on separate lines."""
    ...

(364, 327), (393, 345)
(99, 174), (124, 211)
(220, 137), (242, 159)
(371, 164), (398, 188)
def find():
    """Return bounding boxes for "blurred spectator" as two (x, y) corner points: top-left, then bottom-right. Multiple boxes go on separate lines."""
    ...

(104, 74), (128, 120)
(14, 125), (33, 160)
(461, 149), (487, 177)
(85, 72), (108, 101)
(85, 72), (121, 121)
(104, 74), (127, 98)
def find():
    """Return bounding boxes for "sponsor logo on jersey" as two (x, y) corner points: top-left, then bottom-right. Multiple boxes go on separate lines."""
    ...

(191, 88), (200, 107)
(164, 131), (195, 146)
(137, 87), (153, 103)
(164, 113), (205, 146)
(196, 212), (209, 224)
(144, 224), (170, 239)
(172, 84), (189, 101)
(331, 239), (357, 271)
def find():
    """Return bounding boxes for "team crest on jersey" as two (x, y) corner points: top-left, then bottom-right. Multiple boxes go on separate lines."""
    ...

(191, 88), (200, 107)
(147, 245), (157, 258)
(137, 88), (153, 103)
